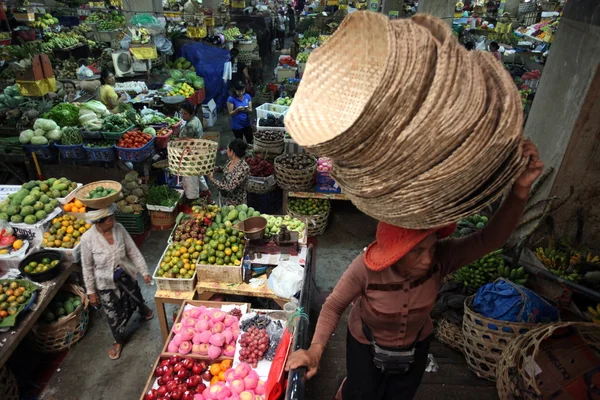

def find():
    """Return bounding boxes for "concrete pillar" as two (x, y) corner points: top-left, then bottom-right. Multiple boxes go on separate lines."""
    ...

(524, 0), (600, 249)
(502, 0), (520, 17)
(417, 0), (454, 25)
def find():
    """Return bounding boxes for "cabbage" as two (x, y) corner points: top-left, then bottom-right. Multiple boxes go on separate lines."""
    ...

(79, 108), (96, 117)
(30, 136), (49, 145)
(34, 129), (45, 137)
(81, 100), (109, 117)
(19, 130), (34, 144)
(33, 118), (58, 131)
(46, 129), (62, 141)
(143, 127), (156, 135)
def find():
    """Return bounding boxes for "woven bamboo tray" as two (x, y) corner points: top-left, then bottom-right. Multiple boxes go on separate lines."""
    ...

(167, 139), (218, 176)
(274, 154), (317, 191)
(254, 136), (284, 155)
(288, 207), (329, 236)
(496, 322), (600, 400)
(462, 296), (545, 382)
(27, 283), (89, 353)
(75, 180), (122, 209)
(435, 317), (464, 353)
(0, 365), (18, 400)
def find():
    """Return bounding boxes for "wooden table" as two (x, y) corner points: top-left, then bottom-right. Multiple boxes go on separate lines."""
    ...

(154, 289), (197, 341)
(0, 262), (80, 367)
(196, 277), (289, 308)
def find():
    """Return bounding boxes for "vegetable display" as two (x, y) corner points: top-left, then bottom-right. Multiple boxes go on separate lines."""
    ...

(84, 140), (115, 148)
(146, 186), (181, 207)
(86, 10), (126, 30)
(41, 290), (82, 324)
(288, 198), (330, 215)
(42, 215), (90, 249)
(45, 103), (80, 127)
(85, 185), (117, 199)
(246, 156), (274, 177)
(453, 250), (512, 294)
(19, 118), (60, 145)
(23, 257), (60, 275)
(59, 127), (84, 145)
(274, 96), (293, 106)
(296, 52), (309, 63)
(117, 131), (152, 148)
(102, 113), (131, 133)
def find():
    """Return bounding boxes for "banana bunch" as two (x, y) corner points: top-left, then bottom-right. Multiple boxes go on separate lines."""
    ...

(497, 265), (528, 285)
(587, 304), (600, 325)
(43, 33), (87, 52)
(535, 247), (569, 269)
(549, 267), (582, 282)
(454, 249), (504, 294)
(570, 252), (600, 265)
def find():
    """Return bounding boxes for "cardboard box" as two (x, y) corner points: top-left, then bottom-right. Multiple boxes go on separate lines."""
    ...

(276, 66), (297, 82)
(316, 182), (342, 194)
(202, 99), (217, 127)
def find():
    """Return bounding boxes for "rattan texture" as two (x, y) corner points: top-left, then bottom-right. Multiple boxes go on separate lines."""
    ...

(254, 136), (284, 155)
(75, 180), (122, 209)
(0, 365), (18, 400)
(288, 206), (329, 236)
(167, 139), (218, 176)
(435, 317), (464, 353)
(285, 12), (526, 229)
(27, 283), (89, 353)
(462, 296), (545, 382)
(274, 154), (317, 191)
(496, 322), (600, 400)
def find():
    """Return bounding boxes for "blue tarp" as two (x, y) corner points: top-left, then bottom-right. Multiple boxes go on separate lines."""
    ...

(179, 43), (230, 110)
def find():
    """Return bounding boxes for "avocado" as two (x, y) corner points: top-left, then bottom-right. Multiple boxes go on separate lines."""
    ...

(5, 205), (20, 216)
(20, 205), (34, 216)
(20, 195), (36, 207)
(46, 178), (57, 186)
(44, 203), (54, 214)
(35, 210), (47, 221)
(24, 215), (37, 224)
(40, 194), (50, 204)
(33, 201), (44, 211)
(10, 215), (23, 223)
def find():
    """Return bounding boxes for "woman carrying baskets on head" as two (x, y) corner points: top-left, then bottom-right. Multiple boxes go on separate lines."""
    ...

(178, 101), (210, 202)
(207, 139), (250, 206)
(285, 141), (544, 400)
(80, 205), (154, 360)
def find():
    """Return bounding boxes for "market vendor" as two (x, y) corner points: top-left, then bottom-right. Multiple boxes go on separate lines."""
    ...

(81, 205), (154, 360)
(227, 81), (254, 145)
(178, 101), (210, 201)
(230, 48), (252, 90)
(99, 69), (127, 112)
(285, 141), (544, 400)
(207, 138), (250, 206)
(62, 81), (78, 103)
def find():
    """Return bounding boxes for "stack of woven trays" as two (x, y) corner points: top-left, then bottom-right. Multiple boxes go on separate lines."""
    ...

(285, 12), (526, 229)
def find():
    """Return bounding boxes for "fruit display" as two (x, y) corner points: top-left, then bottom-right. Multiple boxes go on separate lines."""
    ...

(42, 215), (90, 249)
(0, 225), (16, 249)
(117, 130), (153, 148)
(260, 214), (306, 238)
(496, 265), (529, 285)
(166, 306), (240, 359)
(279, 56), (297, 67)
(274, 96), (293, 106)
(54, 58), (78, 79)
(258, 115), (284, 128)
(63, 199), (87, 214)
(245, 156), (274, 177)
(254, 130), (284, 142)
(288, 198), (330, 215)
(453, 213), (489, 237)
(0, 238), (25, 255)
(85, 185), (117, 199)
(156, 239), (202, 279)
(172, 206), (217, 243)
(453, 250), (505, 294)
(87, 10), (126, 30)
(276, 154), (316, 170)
(0, 178), (75, 224)
(23, 257), (60, 275)
(148, 356), (209, 400)
(102, 113), (131, 132)
(41, 290), (82, 324)
(30, 13), (59, 29)
(116, 170), (148, 214)
(223, 26), (242, 42)
(43, 32), (89, 51)
(296, 52), (309, 63)
(165, 81), (195, 97)
(535, 247), (583, 282)
(238, 326), (270, 367)
(298, 36), (318, 48)
(0, 280), (36, 321)
(202, 362), (265, 399)
(202, 225), (246, 266)
(19, 117), (61, 145)
(215, 204), (261, 226)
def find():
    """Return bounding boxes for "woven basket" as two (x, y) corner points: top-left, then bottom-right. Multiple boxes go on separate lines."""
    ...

(274, 155), (317, 191)
(462, 297), (545, 382)
(75, 180), (122, 209)
(0, 365), (18, 400)
(288, 207), (329, 236)
(167, 139), (218, 176)
(247, 175), (276, 194)
(254, 136), (284, 155)
(435, 317), (464, 353)
(254, 91), (274, 106)
(496, 322), (600, 400)
(27, 283), (89, 353)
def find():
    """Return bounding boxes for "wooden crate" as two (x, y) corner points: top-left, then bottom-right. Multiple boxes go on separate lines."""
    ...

(159, 300), (250, 360)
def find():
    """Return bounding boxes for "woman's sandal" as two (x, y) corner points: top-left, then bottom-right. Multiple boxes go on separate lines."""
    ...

(109, 343), (123, 360)
(143, 309), (154, 321)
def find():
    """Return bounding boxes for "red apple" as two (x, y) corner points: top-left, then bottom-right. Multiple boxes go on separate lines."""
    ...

(157, 386), (168, 397)
(192, 363), (204, 375)
(171, 389), (183, 400)
(186, 375), (201, 388)
(195, 383), (207, 394)
(198, 361), (208, 371)
(155, 366), (165, 377)
(169, 355), (181, 365)
(182, 358), (194, 370)
(167, 380), (179, 392)
(182, 390), (195, 400)
(174, 363), (186, 373)
(176, 369), (189, 380)
(145, 389), (158, 400)
(162, 365), (174, 377)
(160, 360), (171, 367)
(201, 370), (212, 381)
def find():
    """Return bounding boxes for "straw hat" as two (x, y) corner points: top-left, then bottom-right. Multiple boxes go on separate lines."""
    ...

(284, 12), (525, 229)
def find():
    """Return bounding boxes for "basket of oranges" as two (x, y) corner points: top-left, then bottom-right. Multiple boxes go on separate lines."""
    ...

(62, 198), (87, 219)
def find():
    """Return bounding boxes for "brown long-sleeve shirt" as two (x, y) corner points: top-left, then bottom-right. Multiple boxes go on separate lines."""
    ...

(312, 191), (527, 348)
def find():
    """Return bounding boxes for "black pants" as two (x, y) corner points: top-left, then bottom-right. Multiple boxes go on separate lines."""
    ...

(233, 125), (253, 144)
(342, 330), (431, 400)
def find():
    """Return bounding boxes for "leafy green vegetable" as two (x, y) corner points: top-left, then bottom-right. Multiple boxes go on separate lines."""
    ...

(44, 103), (80, 127)
(101, 113), (131, 132)
(34, 118), (58, 131)
(146, 185), (181, 207)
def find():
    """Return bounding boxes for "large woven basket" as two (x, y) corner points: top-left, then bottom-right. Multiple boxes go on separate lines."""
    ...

(167, 139), (218, 176)
(75, 180), (122, 209)
(0, 365), (18, 400)
(274, 155), (317, 191)
(247, 175), (277, 194)
(435, 317), (464, 353)
(27, 283), (89, 353)
(254, 136), (284, 155)
(254, 91), (274, 106)
(462, 296), (545, 382)
(288, 207), (329, 236)
(496, 322), (600, 400)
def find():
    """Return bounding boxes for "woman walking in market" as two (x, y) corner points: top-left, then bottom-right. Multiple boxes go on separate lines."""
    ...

(285, 141), (544, 400)
(81, 205), (154, 360)
(207, 138), (250, 206)
(227, 81), (254, 145)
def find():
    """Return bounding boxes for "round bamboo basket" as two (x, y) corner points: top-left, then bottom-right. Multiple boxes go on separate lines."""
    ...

(75, 180), (121, 209)
(496, 322), (600, 400)
(435, 317), (464, 353)
(254, 136), (284, 155)
(247, 175), (276, 194)
(167, 139), (218, 176)
(27, 283), (89, 353)
(462, 296), (546, 382)
(0, 365), (18, 400)
(274, 155), (317, 191)
(288, 207), (329, 236)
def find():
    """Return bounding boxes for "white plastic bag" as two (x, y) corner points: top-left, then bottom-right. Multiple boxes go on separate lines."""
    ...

(269, 261), (303, 299)
(77, 65), (94, 79)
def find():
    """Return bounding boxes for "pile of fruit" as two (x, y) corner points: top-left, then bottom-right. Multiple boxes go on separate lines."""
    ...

(172, 210), (215, 243)
(148, 356), (211, 400)
(279, 56), (297, 67)
(261, 214), (306, 238)
(63, 198), (87, 214)
(0, 238), (24, 255)
(298, 36), (318, 48)
(274, 96), (293, 106)
(0, 281), (33, 320)
(165, 81), (195, 98)
(296, 52), (309, 63)
(23, 257), (60, 275)
(85, 185), (117, 199)
(167, 57), (195, 71)
(246, 156), (274, 177)
(30, 13), (59, 29)
(215, 204), (261, 226)
(116, 170), (147, 214)
(453, 213), (489, 237)
(165, 70), (204, 90)
(223, 26), (242, 42)
(42, 215), (90, 249)
(43, 32), (89, 51)
(288, 198), (330, 215)
(496, 265), (528, 284)
(453, 250), (506, 294)
(117, 131), (153, 149)
(535, 247), (583, 282)
(238, 325), (270, 367)
(276, 154), (316, 170)
(254, 130), (284, 142)
(202, 226), (246, 266)
(258, 115), (284, 128)
(87, 10), (126, 30)
(0, 178), (75, 224)
(41, 290), (82, 323)
(156, 239), (202, 279)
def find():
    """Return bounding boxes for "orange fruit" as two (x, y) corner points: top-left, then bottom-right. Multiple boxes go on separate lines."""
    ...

(209, 363), (221, 376)
(74, 199), (84, 208)
(71, 206), (79, 213)
(210, 375), (219, 386)
(218, 371), (226, 381)
(64, 203), (73, 212)
(220, 360), (232, 370)
(79, 207), (86, 213)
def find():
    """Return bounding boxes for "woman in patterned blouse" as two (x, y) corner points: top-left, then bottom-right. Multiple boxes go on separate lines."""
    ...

(208, 139), (250, 206)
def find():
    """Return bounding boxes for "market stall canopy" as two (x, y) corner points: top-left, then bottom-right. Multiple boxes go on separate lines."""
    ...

(285, 11), (526, 229)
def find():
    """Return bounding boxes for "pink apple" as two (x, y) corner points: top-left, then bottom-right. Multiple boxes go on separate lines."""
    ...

(239, 391), (254, 400)
(191, 307), (202, 319)
(243, 371), (258, 390)
(168, 340), (178, 353)
(172, 322), (184, 334)
(211, 310), (226, 322)
(197, 343), (209, 355)
(211, 322), (225, 334)
(223, 315), (237, 327)
(195, 320), (210, 332)
(199, 330), (212, 344)
(173, 333), (183, 346)
(181, 327), (195, 341)
(223, 344), (236, 357)
(234, 363), (250, 379)
(222, 330), (233, 344)
(255, 381), (265, 396)
(231, 379), (245, 394)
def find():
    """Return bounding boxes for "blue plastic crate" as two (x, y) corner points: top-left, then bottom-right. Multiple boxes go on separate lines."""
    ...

(23, 144), (57, 161)
(55, 143), (86, 160)
(83, 144), (116, 162)
(115, 137), (155, 162)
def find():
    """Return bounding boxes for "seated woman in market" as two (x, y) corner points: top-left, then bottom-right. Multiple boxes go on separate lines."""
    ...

(285, 141), (544, 400)
(61, 81), (79, 103)
(207, 138), (250, 206)
(99, 69), (127, 112)
(80, 205), (154, 360)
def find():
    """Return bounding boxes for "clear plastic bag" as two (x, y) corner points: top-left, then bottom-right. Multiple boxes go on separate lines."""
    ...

(265, 320), (284, 361)
(154, 35), (174, 55)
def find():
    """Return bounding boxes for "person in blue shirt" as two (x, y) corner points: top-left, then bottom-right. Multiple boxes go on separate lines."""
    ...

(227, 81), (254, 144)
